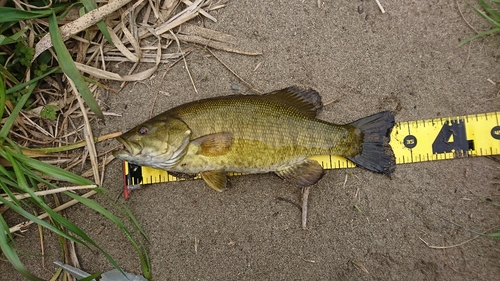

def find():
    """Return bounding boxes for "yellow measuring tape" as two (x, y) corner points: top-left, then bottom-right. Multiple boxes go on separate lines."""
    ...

(122, 111), (500, 197)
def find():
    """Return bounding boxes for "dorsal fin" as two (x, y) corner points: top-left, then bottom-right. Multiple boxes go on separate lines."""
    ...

(263, 86), (323, 118)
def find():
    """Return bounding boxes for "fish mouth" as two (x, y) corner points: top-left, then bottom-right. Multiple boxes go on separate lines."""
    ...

(113, 136), (142, 158)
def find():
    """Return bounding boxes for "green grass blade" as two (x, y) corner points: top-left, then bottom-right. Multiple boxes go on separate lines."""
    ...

(0, 196), (90, 250)
(0, 90), (32, 141)
(6, 66), (59, 94)
(468, 1), (500, 29)
(0, 7), (53, 22)
(0, 216), (45, 281)
(487, 232), (500, 238)
(0, 6), (68, 23)
(80, 272), (102, 281)
(1, 151), (123, 270)
(99, 191), (149, 242)
(0, 180), (22, 207)
(0, 172), (19, 189)
(122, 204), (150, 242)
(0, 26), (29, 46)
(0, 63), (20, 84)
(3, 146), (137, 274)
(0, 75), (5, 120)
(64, 192), (150, 274)
(81, 0), (113, 45)
(3, 144), (146, 276)
(90, 191), (151, 278)
(48, 12), (104, 119)
(11, 151), (94, 185)
(459, 27), (500, 46)
(478, 0), (500, 22)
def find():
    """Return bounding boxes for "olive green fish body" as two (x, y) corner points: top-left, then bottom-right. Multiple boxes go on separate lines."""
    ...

(113, 87), (395, 191)
(161, 96), (359, 174)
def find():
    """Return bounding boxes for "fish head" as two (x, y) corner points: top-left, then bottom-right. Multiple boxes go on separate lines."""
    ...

(113, 117), (192, 169)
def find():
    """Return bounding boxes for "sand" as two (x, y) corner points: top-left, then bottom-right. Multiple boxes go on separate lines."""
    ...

(4, 1), (500, 280)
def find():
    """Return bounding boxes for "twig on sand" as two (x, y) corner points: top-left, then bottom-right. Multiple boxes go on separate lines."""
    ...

(463, 40), (472, 68)
(194, 237), (199, 254)
(301, 257), (316, 263)
(170, 30), (198, 94)
(207, 48), (263, 94)
(375, 0), (385, 13)
(37, 220), (45, 267)
(351, 259), (369, 273)
(456, 0), (479, 34)
(69, 240), (80, 271)
(275, 197), (302, 210)
(418, 236), (479, 249)
(149, 54), (190, 118)
(323, 98), (339, 106)
(301, 185), (312, 229)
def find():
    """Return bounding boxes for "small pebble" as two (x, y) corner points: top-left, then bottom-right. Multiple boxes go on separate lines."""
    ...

(358, 5), (364, 14)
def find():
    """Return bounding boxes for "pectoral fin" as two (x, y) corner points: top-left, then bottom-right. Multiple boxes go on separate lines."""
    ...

(192, 132), (233, 157)
(275, 160), (324, 187)
(201, 170), (228, 192)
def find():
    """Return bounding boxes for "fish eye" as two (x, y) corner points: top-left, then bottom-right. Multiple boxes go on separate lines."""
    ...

(137, 127), (148, 135)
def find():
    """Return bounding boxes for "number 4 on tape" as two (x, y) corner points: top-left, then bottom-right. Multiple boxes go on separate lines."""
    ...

(122, 111), (500, 197)
(392, 111), (499, 163)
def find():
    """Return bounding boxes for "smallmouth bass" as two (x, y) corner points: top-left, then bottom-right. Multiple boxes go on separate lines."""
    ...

(113, 87), (395, 191)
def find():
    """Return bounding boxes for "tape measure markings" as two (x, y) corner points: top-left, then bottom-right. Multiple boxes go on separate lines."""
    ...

(123, 111), (500, 190)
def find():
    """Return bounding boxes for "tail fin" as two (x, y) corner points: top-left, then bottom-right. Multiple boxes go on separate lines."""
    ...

(347, 111), (396, 175)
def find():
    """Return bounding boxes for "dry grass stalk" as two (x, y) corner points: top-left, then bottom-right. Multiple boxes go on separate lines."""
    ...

(5, 2), (264, 243)
(418, 236), (480, 249)
(34, 0), (134, 59)
(37, 222), (45, 267)
(155, 0), (203, 35)
(0, 185), (98, 204)
(82, 155), (116, 178)
(9, 190), (98, 234)
(8, 1), (260, 150)
(170, 30), (198, 94)
(70, 79), (100, 185)
(207, 48), (263, 94)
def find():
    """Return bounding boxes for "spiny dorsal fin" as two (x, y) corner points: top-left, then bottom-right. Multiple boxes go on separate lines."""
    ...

(263, 86), (323, 118)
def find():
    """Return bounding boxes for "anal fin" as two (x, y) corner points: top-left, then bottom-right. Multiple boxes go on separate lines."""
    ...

(275, 160), (324, 187)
